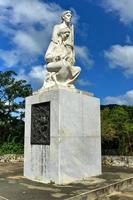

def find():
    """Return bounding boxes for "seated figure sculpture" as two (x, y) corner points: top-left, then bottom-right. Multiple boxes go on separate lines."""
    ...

(43, 10), (81, 88)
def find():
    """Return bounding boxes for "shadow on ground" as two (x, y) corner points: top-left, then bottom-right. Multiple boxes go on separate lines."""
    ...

(0, 163), (133, 200)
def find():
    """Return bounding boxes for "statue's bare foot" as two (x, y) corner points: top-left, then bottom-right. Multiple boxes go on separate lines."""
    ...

(67, 84), (75, 89)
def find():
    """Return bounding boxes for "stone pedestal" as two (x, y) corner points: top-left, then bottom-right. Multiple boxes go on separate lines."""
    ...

(24, 87), (101, 184)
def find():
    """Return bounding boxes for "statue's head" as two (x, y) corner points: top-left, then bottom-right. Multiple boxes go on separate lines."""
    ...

(61, 10), (72, 23)
(58, 27), (70, 41)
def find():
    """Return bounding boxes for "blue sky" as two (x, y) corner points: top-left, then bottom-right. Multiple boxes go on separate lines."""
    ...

(0, 0), (133, 105)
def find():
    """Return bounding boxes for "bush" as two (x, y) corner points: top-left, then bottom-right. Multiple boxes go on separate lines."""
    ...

(0, 143), (24, 155)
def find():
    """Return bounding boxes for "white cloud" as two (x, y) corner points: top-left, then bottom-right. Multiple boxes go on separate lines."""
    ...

(17, 69), (29, 82)
(126, 35), (132, 44)
(0, 0), (64, 67)
(77, 79), (91, 87)
(104, 45), (133, 76)
(17, 65), (46, 89)
(75, 45), (94, 67)
(0, 0), (62, 26)
(102, 0), (133, 25)
(0, 49), (19, 67)
(29, 65), (46, 84)
(13, 31), (41, 54)
(104, 90), (133, 105)
(0, 0), (79, 58)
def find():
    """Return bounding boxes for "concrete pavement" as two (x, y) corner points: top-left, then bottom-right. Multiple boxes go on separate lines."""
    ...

(0, 163), (133, 200)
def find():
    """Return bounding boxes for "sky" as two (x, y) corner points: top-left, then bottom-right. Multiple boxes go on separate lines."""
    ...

(0, 0), (133, 105)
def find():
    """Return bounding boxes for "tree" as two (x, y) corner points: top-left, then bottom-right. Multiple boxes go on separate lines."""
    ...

(109, 106), (129, 155)
(0, 70), (32, 144)
(101, 105), (133, 156)
(101, 108), (116, 141)
(101, 107), (118, 155)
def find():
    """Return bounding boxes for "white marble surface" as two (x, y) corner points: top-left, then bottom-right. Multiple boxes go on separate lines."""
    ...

(24, 88), (101, 184)
(42, 10), (81, 88)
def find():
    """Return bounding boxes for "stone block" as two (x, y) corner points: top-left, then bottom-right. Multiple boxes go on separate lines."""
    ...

(24, 87), (101, 184)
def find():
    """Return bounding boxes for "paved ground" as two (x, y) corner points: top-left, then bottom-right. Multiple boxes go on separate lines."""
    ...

(0, 162), (133, 200)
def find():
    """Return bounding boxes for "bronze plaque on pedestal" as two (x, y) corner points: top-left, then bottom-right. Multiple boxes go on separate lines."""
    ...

(31, 102), (50, 145)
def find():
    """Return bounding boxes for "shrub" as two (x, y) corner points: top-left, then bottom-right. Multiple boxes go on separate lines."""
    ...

(0, 143), (24, 155)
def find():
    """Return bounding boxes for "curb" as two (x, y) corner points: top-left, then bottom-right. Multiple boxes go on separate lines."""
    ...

(66, 176), (133, 200)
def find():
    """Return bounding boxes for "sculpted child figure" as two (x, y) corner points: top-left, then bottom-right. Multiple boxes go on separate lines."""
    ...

(44, 10), (81, 88)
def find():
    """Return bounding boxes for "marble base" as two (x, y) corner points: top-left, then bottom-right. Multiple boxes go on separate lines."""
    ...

(24, 87), (101, 184)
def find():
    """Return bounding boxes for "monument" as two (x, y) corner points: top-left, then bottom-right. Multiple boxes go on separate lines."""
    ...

(24, 10), (101, 184)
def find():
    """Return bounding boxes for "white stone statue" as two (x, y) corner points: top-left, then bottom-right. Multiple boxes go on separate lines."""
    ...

(43, 10), (81, 89)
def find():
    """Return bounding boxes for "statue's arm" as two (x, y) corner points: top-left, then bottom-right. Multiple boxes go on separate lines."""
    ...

(51, 25), (59, 43)
(72, 25), (76, 63)
(67, 25), (75, 64)
(71, 25), (74, 47)
(45, 25), (60, 63)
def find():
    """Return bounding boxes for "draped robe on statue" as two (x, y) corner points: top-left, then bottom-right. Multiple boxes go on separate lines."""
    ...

(44, 23), (80, 87)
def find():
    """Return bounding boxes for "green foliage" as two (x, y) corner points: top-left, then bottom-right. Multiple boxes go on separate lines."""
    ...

(0, 143), (24, 155)
(0, 70), (32, 144)
(101, 108), (117, 141)
(101, 105), (133, 156)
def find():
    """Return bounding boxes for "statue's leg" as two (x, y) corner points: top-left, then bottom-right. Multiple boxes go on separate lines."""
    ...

(46, 61), (80, 86)
(46, 61), (63, 84)
(67, 66), (81, 84)
(46, 61), (70, 85)
(46, 62), (62, 73)
(55, 59), (72, 83)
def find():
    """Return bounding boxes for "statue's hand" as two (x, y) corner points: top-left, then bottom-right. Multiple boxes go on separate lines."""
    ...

(65, 57), (74, 65)
(45, 54), (54, 63)
(55, 56), (61, 62)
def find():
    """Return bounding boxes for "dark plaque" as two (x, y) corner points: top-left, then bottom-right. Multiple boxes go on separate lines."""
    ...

(31, 102), (50, 145)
